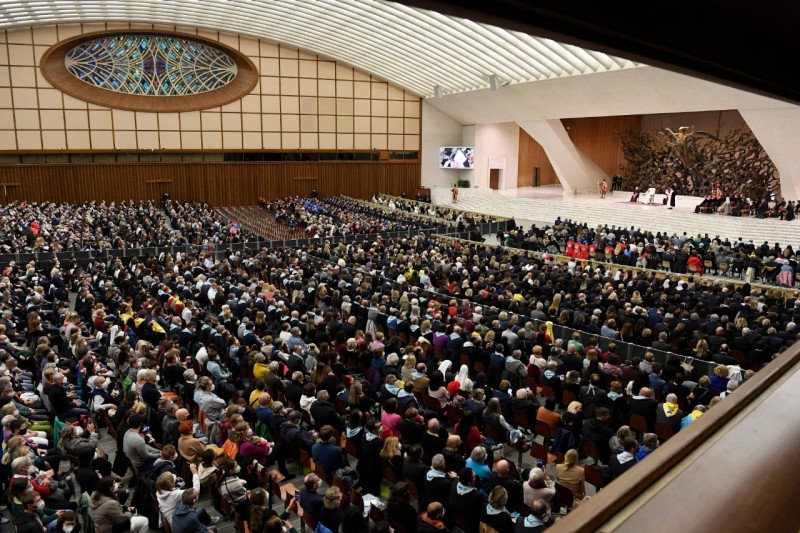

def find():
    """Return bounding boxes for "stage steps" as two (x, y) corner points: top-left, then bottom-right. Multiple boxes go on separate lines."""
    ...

(443, 190), (800, 248)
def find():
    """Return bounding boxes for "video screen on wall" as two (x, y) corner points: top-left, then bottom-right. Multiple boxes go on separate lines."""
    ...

(439, 147), (474, 169)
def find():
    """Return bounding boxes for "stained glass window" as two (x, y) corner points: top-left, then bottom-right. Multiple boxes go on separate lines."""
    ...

(64, 34), (238, 96)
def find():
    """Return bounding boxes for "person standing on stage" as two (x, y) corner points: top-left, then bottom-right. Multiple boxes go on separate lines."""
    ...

(600, 178), (608, 199)
(665, 187), (676, 209)
(452, 184), (459, 204)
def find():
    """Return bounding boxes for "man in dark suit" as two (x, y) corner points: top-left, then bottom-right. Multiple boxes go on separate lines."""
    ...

(403, 445), (429, 506)
(420, 419), (448, 459)
(628, 386), (659, 432)
(424, 454), (456, 512)
(298, 474), (324, 522)
(284, 371), (305, 408)
(279, 410), (315, 452)
(486, 459), (524, 513)
(309, 390), (344, 431)
(582, 407), (615, 463)
(448, 468), (485, 533)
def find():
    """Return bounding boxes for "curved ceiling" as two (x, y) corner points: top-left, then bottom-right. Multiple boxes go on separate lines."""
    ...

(0, 0), (640, 97)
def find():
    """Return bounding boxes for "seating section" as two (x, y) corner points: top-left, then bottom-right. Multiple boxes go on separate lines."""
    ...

(4, 197), (796, 533)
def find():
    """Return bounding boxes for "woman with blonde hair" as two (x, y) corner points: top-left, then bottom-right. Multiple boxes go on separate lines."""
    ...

(379, 436), (404, 481)
(483, 485), (514, 531)
(609, 425), (633, 454)
(555, 449), (585, 503)
(401, 354), (416, 382)
(710, 364), (730, 392)
(694, 338), (710, 359)
(443, 434), (466, 473)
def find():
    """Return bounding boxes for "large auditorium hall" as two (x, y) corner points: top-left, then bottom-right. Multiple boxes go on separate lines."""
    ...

(0, 2), (798, 532)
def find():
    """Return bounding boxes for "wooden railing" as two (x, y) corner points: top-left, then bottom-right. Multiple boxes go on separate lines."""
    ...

(551, 341), (800, 531)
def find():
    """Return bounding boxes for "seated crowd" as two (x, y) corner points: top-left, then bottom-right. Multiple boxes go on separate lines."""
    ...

(165, 200), (256, 245)
(0, 200), (175, 253)
(1, 201), (797, 533)
(373, 194), (501, 229)
(497, 217), (799, 287)
(258, 196), (437, 237)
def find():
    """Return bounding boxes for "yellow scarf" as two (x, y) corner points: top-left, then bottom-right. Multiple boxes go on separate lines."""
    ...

(663, 402), (680, 417)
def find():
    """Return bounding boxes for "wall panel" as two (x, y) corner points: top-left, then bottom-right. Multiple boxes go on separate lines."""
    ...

(518, 128), (558, 187)
(0, 24), (422, 153)
(640, 110), (747, 139)
(0, 162), (419, 206)
(561, 115), (642, 177)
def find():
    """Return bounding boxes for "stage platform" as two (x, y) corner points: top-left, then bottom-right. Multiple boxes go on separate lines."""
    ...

(434, 186), (800, 247)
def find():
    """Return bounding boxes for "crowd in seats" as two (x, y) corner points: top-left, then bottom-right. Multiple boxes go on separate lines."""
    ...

(696, 194), (798, 220)
(374, 194), (502, 228)
(259, 196), (435, 238)
(496, 216), (800, 287)
(2, 199), (799, 533)
(0, 200), (175, 253)
(164, 200), (256, 245)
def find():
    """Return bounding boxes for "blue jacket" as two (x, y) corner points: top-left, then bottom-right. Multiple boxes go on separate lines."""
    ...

(171, 503), (209, 533)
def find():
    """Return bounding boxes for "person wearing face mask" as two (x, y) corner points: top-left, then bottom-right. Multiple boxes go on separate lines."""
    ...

(90, 376), (119, 415)
(59, 420), (99, 458)
(217, 459), (250, 517)
(172, 489), (218, 533)
(156, 463), (209, 529)
(88, 476), (150, 533)
(196, 377), (226, 422)
(12, 491), (55, 533)
(10, 456), (74, 511)
(52, 509), (81, 533)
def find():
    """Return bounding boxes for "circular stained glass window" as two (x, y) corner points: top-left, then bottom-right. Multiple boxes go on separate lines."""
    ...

(42, 31), (257, 112)
(64, 34), (238, 96)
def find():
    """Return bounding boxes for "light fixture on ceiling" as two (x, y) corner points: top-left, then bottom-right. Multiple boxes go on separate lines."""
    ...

(433, 85), (441, 99)
(487, 74), (510, 91)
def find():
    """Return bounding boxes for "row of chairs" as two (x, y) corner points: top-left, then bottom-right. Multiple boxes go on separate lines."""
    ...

(219, 206), (305, 241)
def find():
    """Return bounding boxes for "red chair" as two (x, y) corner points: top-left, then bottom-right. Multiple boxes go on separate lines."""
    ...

(582, 439), (604, 465)
(654, 422), (674, 442)
(629, 414), (648, 436)
(584, 464), (605, 490)
(553, 482), (575, 512)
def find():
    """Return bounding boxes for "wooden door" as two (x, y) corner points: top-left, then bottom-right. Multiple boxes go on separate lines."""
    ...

(489, 169), (500, 190)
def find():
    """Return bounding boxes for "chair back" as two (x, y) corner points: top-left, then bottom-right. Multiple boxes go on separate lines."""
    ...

(584, 464), (605, 489)
(553, 482), (575, 512)
(629, 414), (648, 435)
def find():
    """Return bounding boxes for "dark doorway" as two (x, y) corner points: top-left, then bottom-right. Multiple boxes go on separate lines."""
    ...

(489, 169), (500, 189)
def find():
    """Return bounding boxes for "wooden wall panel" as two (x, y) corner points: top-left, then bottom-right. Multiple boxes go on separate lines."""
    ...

(518, 128), (558, 187)
(561, 115), (643, 177)
(640, 110), (747, 139)
(0, 162), (419, 206)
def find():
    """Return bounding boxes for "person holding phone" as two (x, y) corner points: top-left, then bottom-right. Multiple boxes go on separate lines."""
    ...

(87, 476), (149, 533)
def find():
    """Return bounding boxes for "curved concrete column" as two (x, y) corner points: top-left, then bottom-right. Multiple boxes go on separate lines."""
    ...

(518, 119), (608, 195)
(740, 108), (800, 201)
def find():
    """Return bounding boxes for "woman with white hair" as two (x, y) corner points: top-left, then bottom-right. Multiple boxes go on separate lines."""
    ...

(456, 364), (473, 392)
(523, 467), (555, 508)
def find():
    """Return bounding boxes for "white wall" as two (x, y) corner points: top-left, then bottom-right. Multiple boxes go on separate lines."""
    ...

(473, 122), (519, 189)
(740, 108), (800, 200)
(420, 101), (465, 189)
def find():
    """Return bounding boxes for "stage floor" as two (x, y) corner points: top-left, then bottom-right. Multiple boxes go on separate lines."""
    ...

(439, 187), (800, 247)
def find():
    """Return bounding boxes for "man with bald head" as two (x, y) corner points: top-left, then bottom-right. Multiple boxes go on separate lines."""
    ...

(420, 418), (447, 458)
(518, 498), (552, 532)
(629, 386), (658, 432)
(487, 459), (523, 512)
(418, 501), (449, 533)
